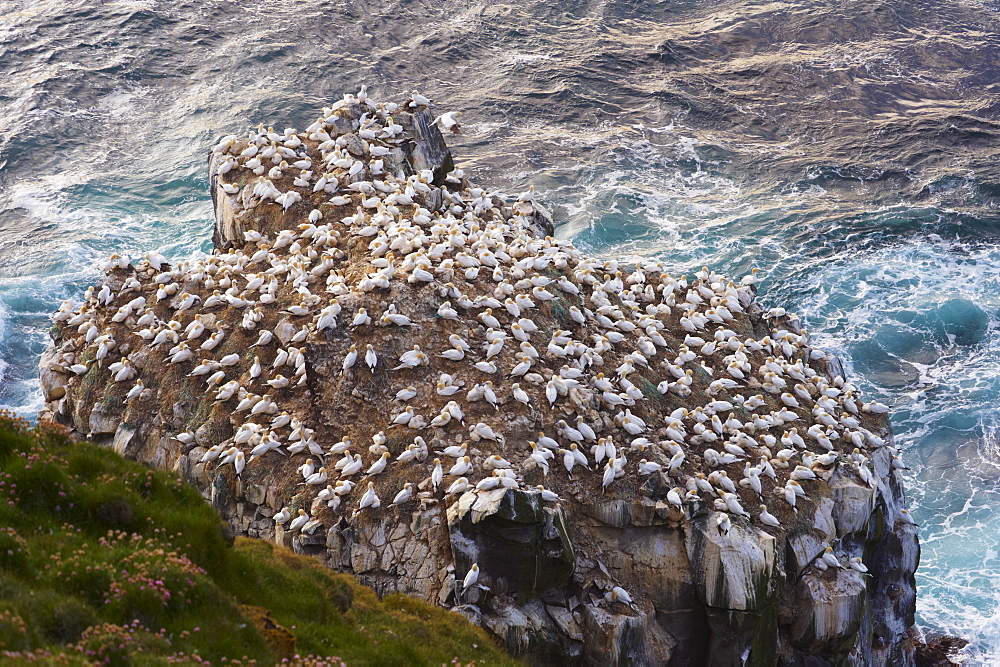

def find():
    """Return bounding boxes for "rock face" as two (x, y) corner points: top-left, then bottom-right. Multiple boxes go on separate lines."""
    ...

(40, 91), (919, 665)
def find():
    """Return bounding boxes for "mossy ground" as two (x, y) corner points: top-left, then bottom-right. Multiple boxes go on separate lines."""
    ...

(0, 412), (519, 665)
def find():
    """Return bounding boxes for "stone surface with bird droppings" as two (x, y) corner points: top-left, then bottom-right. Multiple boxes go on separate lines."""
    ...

(40, 90), (919, 665)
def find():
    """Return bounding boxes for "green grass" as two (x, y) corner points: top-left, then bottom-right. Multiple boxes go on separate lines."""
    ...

(0, 412), (519, 665)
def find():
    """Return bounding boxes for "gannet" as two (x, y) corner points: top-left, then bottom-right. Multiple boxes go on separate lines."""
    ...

(461, 563), (479, 594)
(288, 509), (309, 532)
(392, 483), (415, 505)
(359, 482), (380, 510)
(759, 505), (781, 528)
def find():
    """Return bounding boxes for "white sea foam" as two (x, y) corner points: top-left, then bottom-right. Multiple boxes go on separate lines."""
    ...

(0, 300), (10, 389)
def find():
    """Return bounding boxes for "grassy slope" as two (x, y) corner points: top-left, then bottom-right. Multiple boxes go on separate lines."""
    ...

(0, 413), (518, 665)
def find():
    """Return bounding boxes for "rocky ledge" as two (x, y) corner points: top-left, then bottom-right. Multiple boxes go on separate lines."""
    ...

(40, 90), (919, 665)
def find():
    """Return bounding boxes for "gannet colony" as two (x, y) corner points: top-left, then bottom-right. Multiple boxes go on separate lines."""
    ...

(40, 90), (919, 664)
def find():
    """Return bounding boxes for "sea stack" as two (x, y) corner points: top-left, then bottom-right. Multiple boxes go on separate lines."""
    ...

(39, 90), (919, 665)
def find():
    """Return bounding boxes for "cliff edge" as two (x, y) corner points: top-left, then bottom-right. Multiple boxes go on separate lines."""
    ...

(39, 91), (919, 665)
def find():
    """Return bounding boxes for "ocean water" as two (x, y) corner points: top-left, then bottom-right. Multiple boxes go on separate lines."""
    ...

(2, 0), (999, 659)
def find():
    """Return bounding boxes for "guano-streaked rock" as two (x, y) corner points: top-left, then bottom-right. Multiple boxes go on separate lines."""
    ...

(40, 89), (919, 665)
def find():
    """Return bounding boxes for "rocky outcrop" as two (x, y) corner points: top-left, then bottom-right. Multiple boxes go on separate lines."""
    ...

(39, 91), (919, 665)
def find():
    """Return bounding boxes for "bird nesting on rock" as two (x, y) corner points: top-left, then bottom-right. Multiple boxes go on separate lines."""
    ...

(48, 89), (902, 614)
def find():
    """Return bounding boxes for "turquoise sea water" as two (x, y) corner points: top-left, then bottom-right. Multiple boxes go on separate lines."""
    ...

(2, 0), (999, 659)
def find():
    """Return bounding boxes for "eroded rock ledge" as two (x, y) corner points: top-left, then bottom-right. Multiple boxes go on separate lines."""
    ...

(40, 91), (919, 665)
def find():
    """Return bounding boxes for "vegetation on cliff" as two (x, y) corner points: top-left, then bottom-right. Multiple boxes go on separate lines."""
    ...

(0, 412), (517, 665)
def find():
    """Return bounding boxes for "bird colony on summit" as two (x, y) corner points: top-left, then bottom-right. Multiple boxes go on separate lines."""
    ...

(49, 89), (908, 582)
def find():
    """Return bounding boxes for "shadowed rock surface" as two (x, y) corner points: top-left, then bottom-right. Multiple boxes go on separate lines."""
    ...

(39, 92), (919, 665)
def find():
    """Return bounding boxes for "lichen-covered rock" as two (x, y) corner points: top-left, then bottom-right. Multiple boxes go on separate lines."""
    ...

(40, 89), (919, 665)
